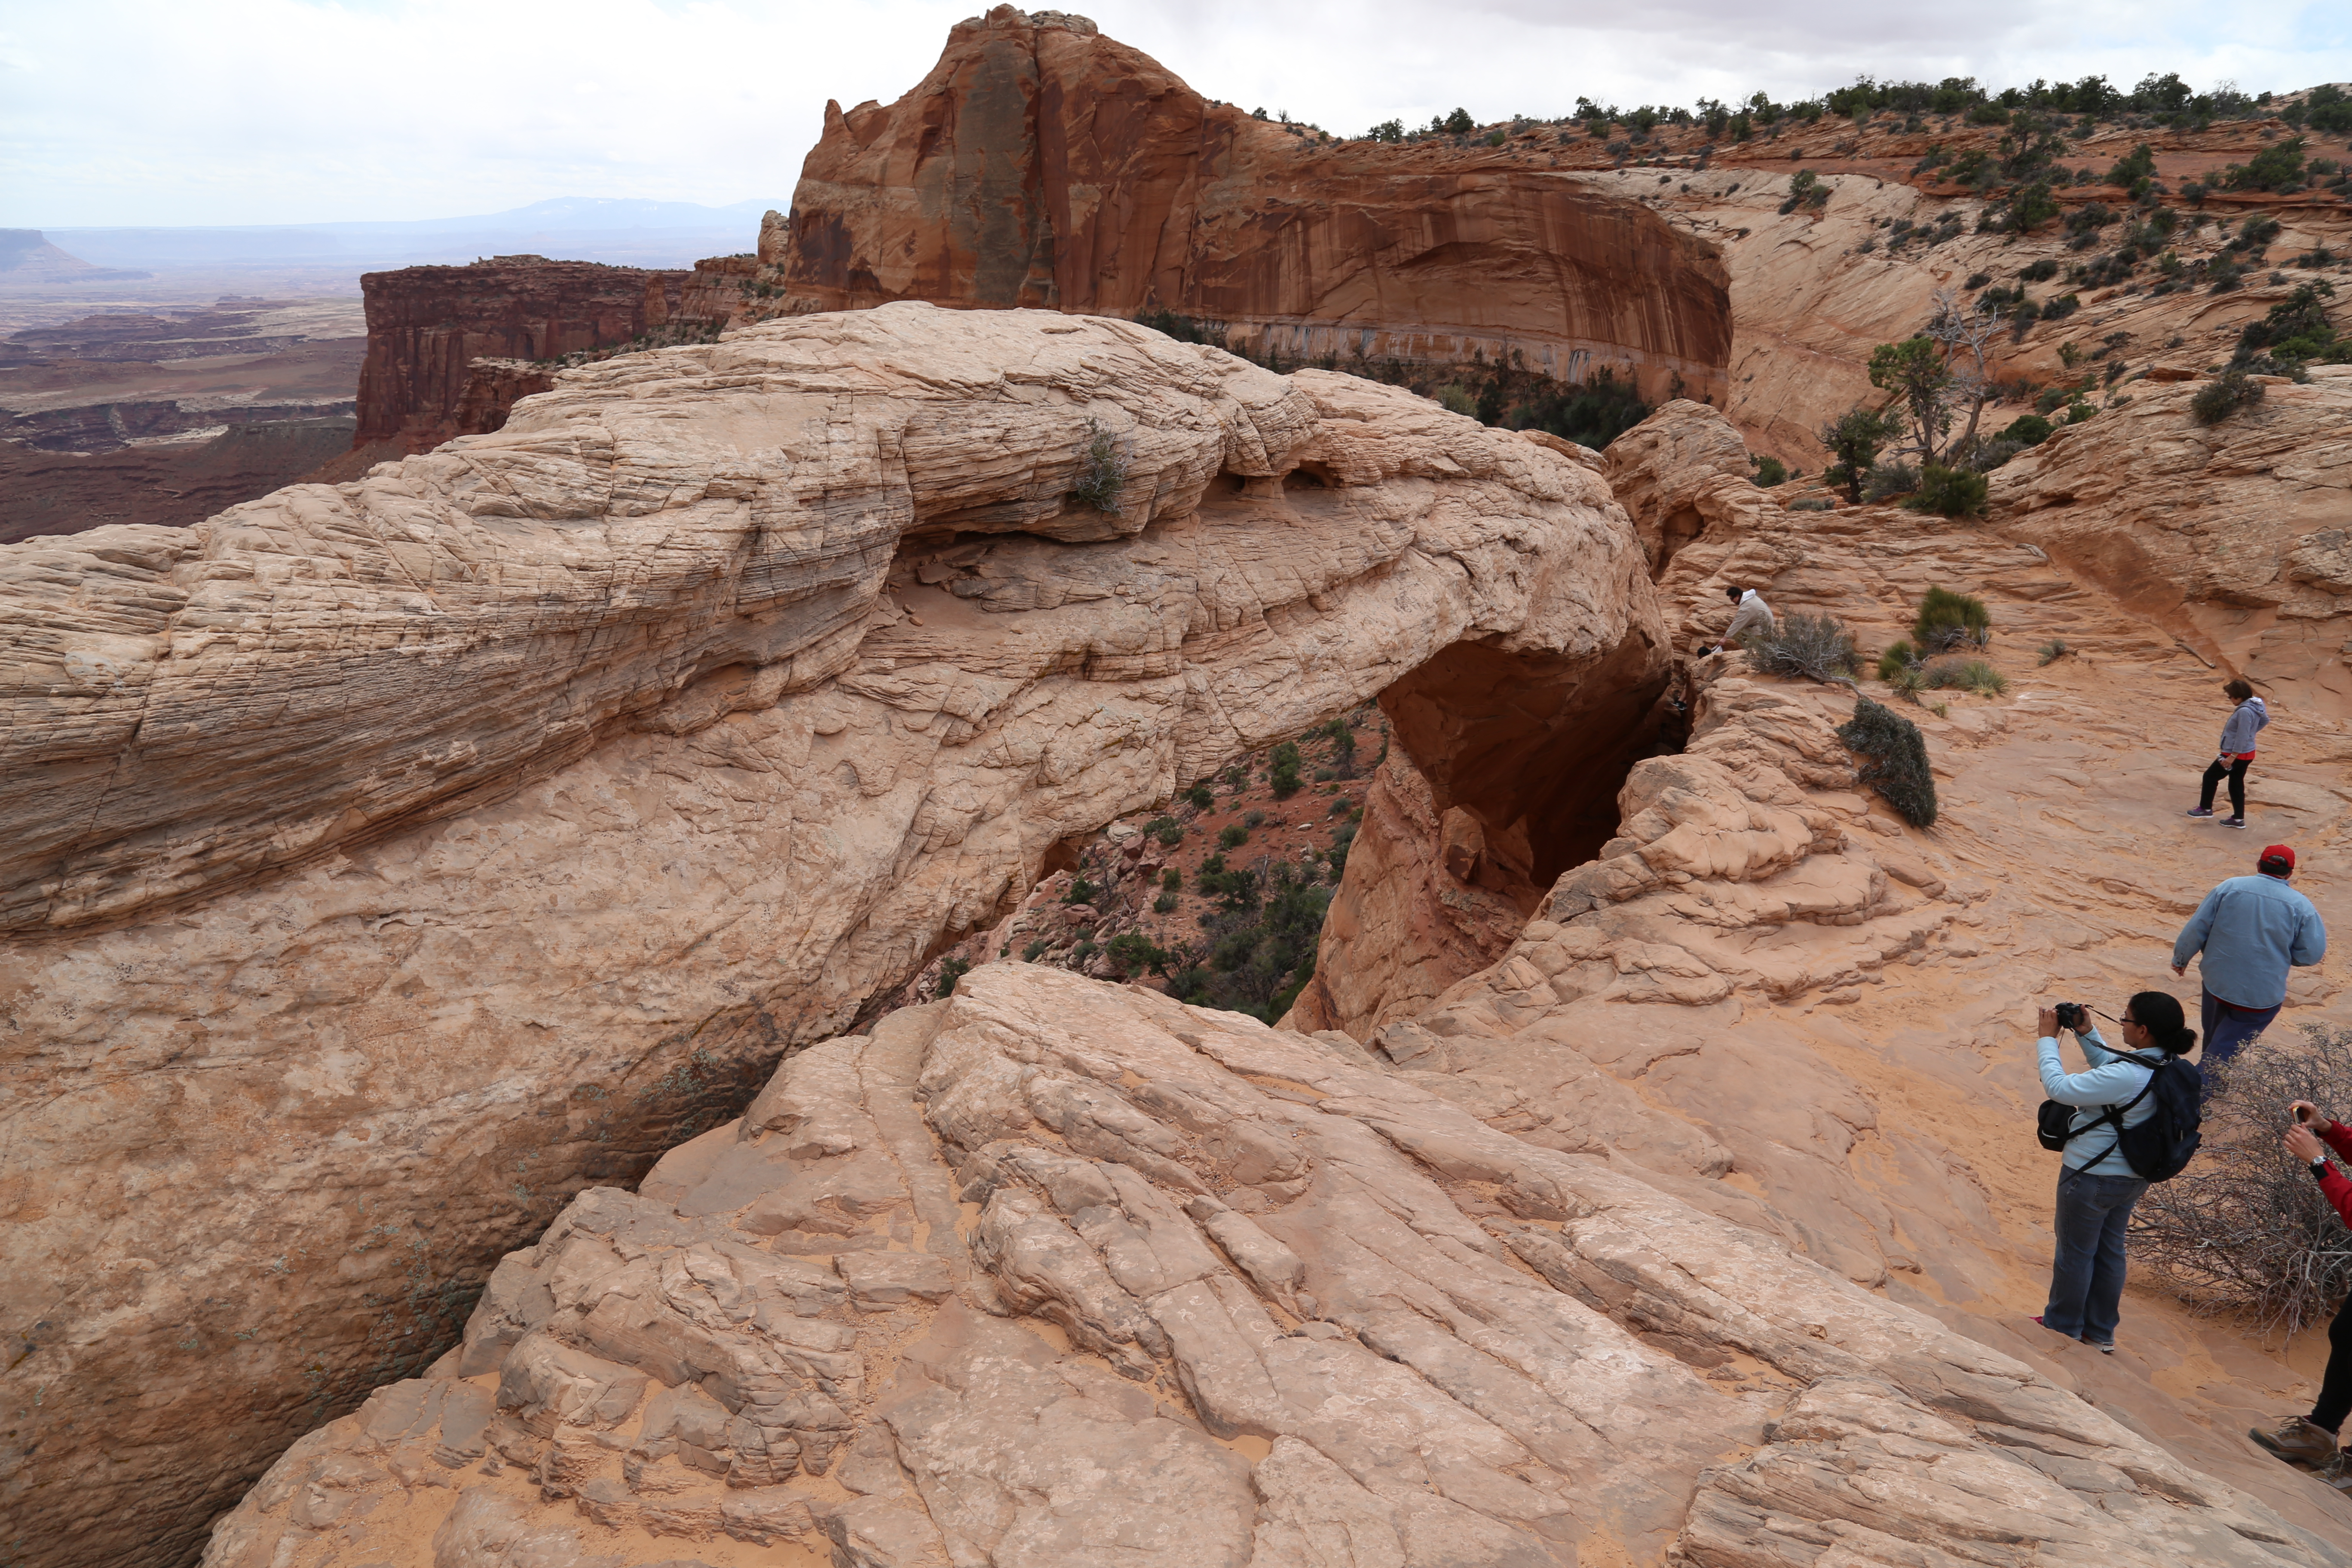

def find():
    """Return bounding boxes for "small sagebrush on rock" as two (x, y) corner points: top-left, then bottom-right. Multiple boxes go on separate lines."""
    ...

(1068, 416), (1133, 511)
(2132, 1026), (2352, 1335)
(2190, 369), (2267, 427)
(1743, 612), (1860, 685)
(1838, 697), (1937, 827)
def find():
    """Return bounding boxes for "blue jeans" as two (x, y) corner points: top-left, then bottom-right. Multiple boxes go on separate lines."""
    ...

(2043, 1167), (2149, 1344)
(2200, 986), (2281, 1075)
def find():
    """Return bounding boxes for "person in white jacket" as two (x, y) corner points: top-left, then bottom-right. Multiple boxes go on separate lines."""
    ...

(1699, 585), (1774, 655)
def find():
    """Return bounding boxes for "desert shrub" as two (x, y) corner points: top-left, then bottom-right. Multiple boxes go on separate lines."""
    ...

(1243, 809), (1268, 828)
(1219, 824), (1249, 849)
(1787, 497), (1834, 511)
(1063, 874), (1098, 905)
(1106, 931), (1172, 977)
(2132, 1026), (2352, 1336)
(2190, 370), (2267, 426)
(1875, 640), (1918, 681)
(1743, 612), (1860, 684)
(1185, 782), (1214, 810)
(1146, 815), (1183, 847)
(1161, 867), (1182, 891)
(1997, 413), (2055, 446)
(2020, 257), (2061, 282)
(1966, 439), (2025, 472)
(1068, 418), (1130, 513)
(1923, 656), (2007, 695)
(1905, 464), (1990, 518)
(1153, 891), (1178, 914)
(2037, 638), (2071, 665)
(1862, 460), (1920, 502)
(935, 957), (972, 998)
(1913, 586), (1992, 652)
(1838, 698), (1938, 827)
(1269, 741), (1303, 798)
(1436, 384), (1477, 416)
(1176, 860), (1333, 1022)
(1022, 939), (1049, 961)
(1752, 454), (1788, 486)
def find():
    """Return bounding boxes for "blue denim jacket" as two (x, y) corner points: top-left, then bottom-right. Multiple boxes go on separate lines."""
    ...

(2039, 1025), (2160, 1178)
(2174, 874), (2327, 1008)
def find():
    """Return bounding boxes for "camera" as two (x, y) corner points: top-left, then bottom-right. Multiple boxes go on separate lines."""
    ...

(2052, 1001), (2089, 1033)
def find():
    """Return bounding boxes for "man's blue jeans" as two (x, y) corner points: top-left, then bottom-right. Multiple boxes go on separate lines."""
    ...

(2043, 1166), (2149, 1345)
(2201, 986), (2282, 1075)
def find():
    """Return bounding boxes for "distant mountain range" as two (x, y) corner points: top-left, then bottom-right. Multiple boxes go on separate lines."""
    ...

(31, 199), (785, 272)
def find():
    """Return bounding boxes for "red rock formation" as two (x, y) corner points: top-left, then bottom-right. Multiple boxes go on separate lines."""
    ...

(768, 6), (1731, 404)
(352, 257), (689, 452)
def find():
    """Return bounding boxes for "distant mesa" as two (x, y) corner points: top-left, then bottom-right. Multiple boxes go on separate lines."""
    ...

(0, 228), (153, 284)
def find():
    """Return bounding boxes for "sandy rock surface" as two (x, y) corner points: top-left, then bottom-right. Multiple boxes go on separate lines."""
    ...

(1994, 367), (2352, 715)
(0, 306), (1662, 1567)
(198, 960), (2341, 1567)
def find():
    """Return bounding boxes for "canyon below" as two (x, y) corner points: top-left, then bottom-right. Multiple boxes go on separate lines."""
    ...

(7, 9), (2352, 1568)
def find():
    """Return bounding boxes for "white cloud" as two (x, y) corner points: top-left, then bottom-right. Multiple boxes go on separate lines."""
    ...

(3, 0), (2345, 227)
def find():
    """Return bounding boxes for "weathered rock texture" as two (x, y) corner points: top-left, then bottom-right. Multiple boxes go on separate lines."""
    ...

(196, 961), (2345, 1568)
(0, 303), (1663, 1568)
(766, 6), (1731, 406)
(352, 258), (689, 453)
(1992, 365), (2352, 716)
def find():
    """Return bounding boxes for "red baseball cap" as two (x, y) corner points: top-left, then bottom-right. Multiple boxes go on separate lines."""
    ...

(2260, 844), (2296, 873)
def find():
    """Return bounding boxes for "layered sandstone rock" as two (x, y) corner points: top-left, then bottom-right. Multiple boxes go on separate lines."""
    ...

(766, 6), (1731, 406)
(195, 958), (2340, 1568)
(352, 257), (689, 453)
(0, 304), (1663, 1568)
(1992, 365), (2352, 715)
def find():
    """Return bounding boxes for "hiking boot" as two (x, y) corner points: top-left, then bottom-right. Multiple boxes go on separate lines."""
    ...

(2320, 1452), (2352, 1495)
(2223, 816), (2248, 829)
(2251, 1415), (2338, 1469)
(2185, 807), (2215, 818)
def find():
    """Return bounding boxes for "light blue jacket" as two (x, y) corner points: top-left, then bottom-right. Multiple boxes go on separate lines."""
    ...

(2217, 695), (2268, 756)
(2174, 874), (2327, 1008)
(2039, 1025), (2162, 1177)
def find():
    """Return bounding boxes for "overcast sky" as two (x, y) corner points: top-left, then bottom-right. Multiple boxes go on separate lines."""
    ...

(5, 0), (2348, 228)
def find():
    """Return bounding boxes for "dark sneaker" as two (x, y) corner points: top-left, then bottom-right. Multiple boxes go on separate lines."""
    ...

(2223, 817), (2248, 829)
(2251, 1415), (2339, 1469)
(2185, 807), (2215, 818)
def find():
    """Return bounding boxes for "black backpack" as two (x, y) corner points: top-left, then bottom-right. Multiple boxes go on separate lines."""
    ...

(2036, 1052), (2204, 1182)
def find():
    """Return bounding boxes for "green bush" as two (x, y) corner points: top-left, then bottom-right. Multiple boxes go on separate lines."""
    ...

(1219, 824), (1249, 849)
(1185, 782), (1214, 810)
(1243, 809), (1268, 829)
(1269, 741), (1304, 798)
(1838, 698), (1938, 827)
(1913, 586), (1992, 651)
(1161, 867), (1182, 891)
(1752, 454), (1788, 486)
(1106, 932), (1172, 977)
(1905, 465), (1990, 517)
(1996, 413), (2055, 446)
(1153, 891), (1178, 914)
(1022, 939), (1049, 961)
(1068, 417), (1130, 513)
(935, 957), (972, 998)
(1744, 612), (1861, 684)
(2190, 370), (2267, 426)
(2037, 638), (2071, 665)
(1436, 384), (1476, 416)
(1862, 460), (1921, 502)
(1924, 656), (2008, 695)
(1063, 875), (1098, 905)
(1145, 815), (1183, 847)
(1876, 640), (1918, 680)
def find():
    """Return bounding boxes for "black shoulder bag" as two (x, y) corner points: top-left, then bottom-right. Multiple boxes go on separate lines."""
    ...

(2037, 1053), (2161, 1154)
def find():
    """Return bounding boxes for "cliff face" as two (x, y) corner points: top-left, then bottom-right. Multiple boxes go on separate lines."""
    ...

(351, 257), (688, 452)
(0, 303), (1665, 1568)
(772, 6), (1731, 405)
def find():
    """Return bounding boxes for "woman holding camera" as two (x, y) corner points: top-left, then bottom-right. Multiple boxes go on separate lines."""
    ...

(2248, 1102), (2352, 1492)
(2034, 992), (2198, 1351)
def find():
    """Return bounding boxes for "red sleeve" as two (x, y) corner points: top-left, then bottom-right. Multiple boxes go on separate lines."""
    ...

(2322, 1166), (2352, 1231)
(2326, 1121), (2352, 1163)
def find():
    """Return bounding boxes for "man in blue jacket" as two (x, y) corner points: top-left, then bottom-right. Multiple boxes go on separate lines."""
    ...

(2173, 844), (2328, 1074)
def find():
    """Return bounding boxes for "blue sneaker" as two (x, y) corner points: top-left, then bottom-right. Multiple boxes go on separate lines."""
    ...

(2223, 817), (2248, 829)
(2185, 807), (2214, 818)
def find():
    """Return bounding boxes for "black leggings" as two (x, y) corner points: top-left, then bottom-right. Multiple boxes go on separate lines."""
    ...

(2200, 757), (2250, 817)
(2315, 1292), (2352, 1433)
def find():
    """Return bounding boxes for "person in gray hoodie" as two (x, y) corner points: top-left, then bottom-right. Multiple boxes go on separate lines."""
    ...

(2187, 679), (2268, 827)
(1698, 585), (1774, 655)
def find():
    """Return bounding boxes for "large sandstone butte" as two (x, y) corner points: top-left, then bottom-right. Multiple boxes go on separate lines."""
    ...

(769, 6), (1731, 407)
(352, 257), (690, 456)
(0, 303), (1664, 1568)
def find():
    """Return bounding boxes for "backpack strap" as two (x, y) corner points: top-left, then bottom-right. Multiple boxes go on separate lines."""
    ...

(2082, 1054), (2166, 1170)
